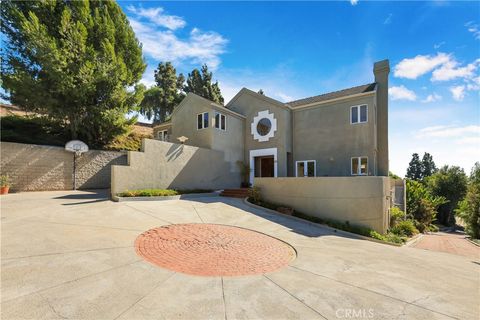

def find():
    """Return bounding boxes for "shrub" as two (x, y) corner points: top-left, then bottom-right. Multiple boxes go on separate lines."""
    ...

(427, 224), (439, 232)
(406, 179), (447, 225)
(248, 186), (261, 204)
(118, 189), (179, 197)
(0, 175), (10, 187)
(391, 220), (418, 237)
(390, 207), (405, 227)
(455, 163), (480, 239)
(415, 221), (427, 233)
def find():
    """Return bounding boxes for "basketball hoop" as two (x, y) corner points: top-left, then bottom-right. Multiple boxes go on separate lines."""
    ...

(65, 140), (89, 190)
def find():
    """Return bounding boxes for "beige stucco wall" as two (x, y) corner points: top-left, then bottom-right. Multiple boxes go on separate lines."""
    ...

(227, 89), (292, 177)
(293, 94), (377, 177)
(0, 142), (126, 191)
(111, 139), (241, 195)
(254, 177), (390, 233)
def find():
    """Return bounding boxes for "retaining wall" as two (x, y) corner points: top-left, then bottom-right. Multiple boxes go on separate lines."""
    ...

(254, 177), (391, 233)
(0, 142), (126, 191)
(111, 139), (241, 196)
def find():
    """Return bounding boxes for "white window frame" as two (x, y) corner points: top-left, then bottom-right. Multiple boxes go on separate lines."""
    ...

(197, 112), (209, 130)
(350, 104), (368, 124)
(351, 156), (368, 176)
(214, 111), (227, 131)
(295, 160), (316, 177)
(157, 130), (168, 141)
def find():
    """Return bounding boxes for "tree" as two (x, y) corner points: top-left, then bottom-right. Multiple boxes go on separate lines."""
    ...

(258, 89), (265, 95)
(406, 179), (447, 226)
(139, 62), (184, 124)
(456, 163), (480, 239)
(427, 166), (468, 226)
(1, 0), (145, 147)
(421, 152), (437, 178)
(184, 64), (224, 104)
(406, 153), (422, 180)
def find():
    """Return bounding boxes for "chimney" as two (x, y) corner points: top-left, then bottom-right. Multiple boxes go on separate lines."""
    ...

(373, 60), (390, 176)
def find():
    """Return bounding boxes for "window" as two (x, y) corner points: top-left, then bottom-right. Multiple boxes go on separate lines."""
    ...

(351, 157), (368, 175)
(215, 112), (226, 131)
(351, 105), (368, 124)
(296, 160), (316, 177)
(157, 130), (168, 142)
(197, 112), (209, 129)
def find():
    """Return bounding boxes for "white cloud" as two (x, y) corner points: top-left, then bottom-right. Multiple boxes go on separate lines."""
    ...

(128, 17), (228, 70)
(434, 41), (445, 49)
(276, 92), (294, 102)
(393, 53), (450, 79)
(127, 6), (186, 30)
(421, 93), (442, 103)
(350, 0), (358, 5)
(383, 14), (392, 25)
(417, 124), (480, 138)
(389, 85), (417, 101)
(431, 59), (479, 81)
(450, 85), (466, 101)
(465, 21), (480, 40)
(390, 123), (479, 176)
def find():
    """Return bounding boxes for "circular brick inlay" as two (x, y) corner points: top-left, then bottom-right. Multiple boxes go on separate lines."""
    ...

(135, 224), (296, 276)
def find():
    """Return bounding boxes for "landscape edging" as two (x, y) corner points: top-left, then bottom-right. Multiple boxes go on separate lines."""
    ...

(242, 197), (403, 247)
(112, 192), (219, 202)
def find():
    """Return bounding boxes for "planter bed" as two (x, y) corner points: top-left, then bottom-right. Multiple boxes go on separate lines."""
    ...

(243, 197), (405, 247)
(112, 189), (219, 202)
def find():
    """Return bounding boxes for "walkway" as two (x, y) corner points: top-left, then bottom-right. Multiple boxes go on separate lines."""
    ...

(410, 231), (480, 259)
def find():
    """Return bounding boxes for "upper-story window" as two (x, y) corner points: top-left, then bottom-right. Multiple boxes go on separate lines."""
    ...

(214, 112), (226, 131)
(157, 130), (168, 142)
(351, 105), (368, 124)
(197, 112), (209, 129)
(351, 157), (368, 175)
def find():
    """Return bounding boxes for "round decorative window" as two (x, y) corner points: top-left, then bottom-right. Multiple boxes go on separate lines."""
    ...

(256, 118), (272, 136)
(251, 110), (277, 142)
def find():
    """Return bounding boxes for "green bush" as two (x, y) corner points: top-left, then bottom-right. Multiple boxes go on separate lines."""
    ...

(406, 179), (447, 225)
(118, 189), (213, 197)
(248, 186), (261, 204)
(390, 207), (405, 227)
(427, 224), (440, 232)
(391, 220), (418, 237)
(0, 175), (10, 187)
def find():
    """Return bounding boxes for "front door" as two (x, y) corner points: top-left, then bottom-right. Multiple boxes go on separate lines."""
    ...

(254, 156), (274, 178)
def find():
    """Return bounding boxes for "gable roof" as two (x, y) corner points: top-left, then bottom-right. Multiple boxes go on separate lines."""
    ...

(226, 88), (291, 111)
(171, 92), (246, 120)
(287, 83), (377, 108)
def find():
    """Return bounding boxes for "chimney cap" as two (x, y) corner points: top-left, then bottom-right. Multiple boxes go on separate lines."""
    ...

(374, 59), (390, 73)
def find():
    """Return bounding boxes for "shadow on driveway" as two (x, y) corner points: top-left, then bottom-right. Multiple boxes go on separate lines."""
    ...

(53, 189), (110, 205)
(181, 196), (361, 240)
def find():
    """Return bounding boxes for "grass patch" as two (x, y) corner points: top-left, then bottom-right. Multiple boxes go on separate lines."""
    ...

(248, 197), (406, 244)
(118, 189), (213, 197)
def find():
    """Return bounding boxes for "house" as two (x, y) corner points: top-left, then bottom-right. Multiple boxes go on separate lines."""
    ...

(153, 60), (390, 185)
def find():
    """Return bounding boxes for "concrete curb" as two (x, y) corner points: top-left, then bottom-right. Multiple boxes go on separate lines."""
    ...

(404, 233), (424, 247)
(466, 238), (480, 247)
(112, 192), (219, 202)
(242, 198), (403, 247)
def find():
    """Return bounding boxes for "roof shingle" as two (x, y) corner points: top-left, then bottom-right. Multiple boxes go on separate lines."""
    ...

(287, 83), (377, 108)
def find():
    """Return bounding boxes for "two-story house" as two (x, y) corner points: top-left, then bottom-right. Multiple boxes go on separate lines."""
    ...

(153, 60), (390, 185)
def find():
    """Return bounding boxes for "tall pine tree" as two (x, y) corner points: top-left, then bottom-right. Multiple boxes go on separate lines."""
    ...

(185, 64), (224, 104)
(139, 62), (184, 124)
(1, 0), (146, 147)
(421, 152), (437, 178)
(406, 153), (423, 180)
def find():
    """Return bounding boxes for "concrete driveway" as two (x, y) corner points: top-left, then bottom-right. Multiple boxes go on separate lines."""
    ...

(1, 190), (479, 320)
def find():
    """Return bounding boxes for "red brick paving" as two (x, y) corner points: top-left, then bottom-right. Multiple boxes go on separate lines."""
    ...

(412, 232), (480, 259)
(135, 224), (296, 276)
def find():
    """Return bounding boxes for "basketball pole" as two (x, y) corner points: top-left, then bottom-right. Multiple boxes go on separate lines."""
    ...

(73, 152), (77, 190)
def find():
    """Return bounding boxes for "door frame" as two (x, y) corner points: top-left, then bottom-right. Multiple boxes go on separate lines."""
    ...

(249, 148), (278, 185)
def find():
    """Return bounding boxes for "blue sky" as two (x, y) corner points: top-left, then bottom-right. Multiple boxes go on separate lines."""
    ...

(123, 1), (479, 176)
